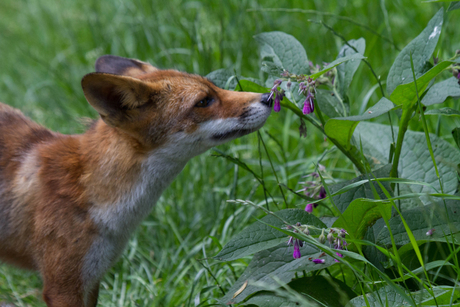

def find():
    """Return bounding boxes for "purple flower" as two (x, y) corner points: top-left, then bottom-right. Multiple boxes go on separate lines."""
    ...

(273, 94), (281, 112)
(426, 228), (435, 236)
(312, 258), (325, 264)
(334, 252), (344, 263)
(302, 91), (315, 115)
(293, 239), (301, 259)
(305, 203), (314, 213)
(318, 186), (326, 199)
(457, 72), (460, 85)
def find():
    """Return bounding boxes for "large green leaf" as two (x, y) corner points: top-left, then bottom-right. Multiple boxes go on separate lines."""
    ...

(243, 276), (356, 307)
(421, 77), (460, 106)
(347, 285), (460, 307)
(390, 61), (453, 108)
(448, 1), (460, 11)
(337, 38), (366, 98)
(375, 200), (460, 247)
(354, 122), (460, 209)
(205, 68), (237, 89)
(333, 198), (392, 243)
(220, 244), (336, 304)
(325, 97), (394, 150)
(255, 31), (309, 75)
(329, 164), (393, 213)
(425, 107), (460, 117)
(215, 209), (326, 262)
(316, 89), (344, 118)
(386, 8), (443, 95)
(346, 285), (410, 307)
(238, 79), (270, 94)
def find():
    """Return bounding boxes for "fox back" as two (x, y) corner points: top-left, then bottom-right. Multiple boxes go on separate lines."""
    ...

(0, 55), (272, 307)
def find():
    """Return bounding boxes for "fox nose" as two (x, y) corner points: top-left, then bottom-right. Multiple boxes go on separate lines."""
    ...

(260, 93), (273, 107)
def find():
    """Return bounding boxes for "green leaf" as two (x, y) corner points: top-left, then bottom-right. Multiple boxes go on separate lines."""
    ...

(337, 38), (366, 98)
(243, 276), (356, 307)
(354, 122), (460, 209)
(238, 79), (270, 94)
(310, 53), (366, 80)
(390, 60), (452, 108)
(329, 164), (393, 213)
(324, 120), (358, 151)
(316, 89), (344, 118)
(421, 77), (460, 106)
(215, 209), (326, 261)
(448, 1), (460, 11)
(348, 285), (460, 307)
(324, 98), (395, 150)
(346, 285), (410, 307)
(386, 8), (443, 95)
(254, 31), (309, 75)
(452, 128), (460, 149)
(220, 244), (337, 305)
(205, 68), (237, 90)
(375, 200), (460, 247)
(333, 198), (392, 242)
(425, 107), (460, 117)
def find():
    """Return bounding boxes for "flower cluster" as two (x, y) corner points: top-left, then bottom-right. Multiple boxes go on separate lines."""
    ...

(299, 165), (327, 213)
(286, 223), (348, 263)
(269, 79), (285, 112)
(298, 80), (316, 115)
(268, 62), (337, 114)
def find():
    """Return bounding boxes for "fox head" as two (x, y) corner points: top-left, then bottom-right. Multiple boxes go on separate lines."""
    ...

(81, 55), (273, 158)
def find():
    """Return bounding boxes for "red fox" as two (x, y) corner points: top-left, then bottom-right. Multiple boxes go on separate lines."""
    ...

(0, 55), (273, 307)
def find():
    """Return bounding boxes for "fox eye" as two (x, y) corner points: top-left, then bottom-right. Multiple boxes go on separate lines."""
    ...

(195, 97), (214, 108)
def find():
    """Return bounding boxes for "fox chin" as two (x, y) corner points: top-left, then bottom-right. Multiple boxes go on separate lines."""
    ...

(0, 55), (272, 307)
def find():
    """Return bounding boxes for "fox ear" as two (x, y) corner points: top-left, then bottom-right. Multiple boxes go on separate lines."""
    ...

(95, 55), (158, 78)
(81, 73), (156, 126)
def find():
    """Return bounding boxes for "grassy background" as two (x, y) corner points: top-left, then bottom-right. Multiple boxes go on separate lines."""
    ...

(0, 0), (458, 306)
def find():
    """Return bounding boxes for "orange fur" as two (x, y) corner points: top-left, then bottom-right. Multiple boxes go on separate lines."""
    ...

(0, 55), (272, 306)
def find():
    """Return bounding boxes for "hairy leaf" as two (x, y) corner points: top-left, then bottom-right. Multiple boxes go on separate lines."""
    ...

(354, 122), (460, 209)
(220, 244), (336, 304)
(333, 198), (392, 243)
(255, 31), (309, 75)
(386, 8), (443, 95)
(422, 77), (460, 106)
(243, 276), (356, 307)
(329, 164), (393, 213)
(215, 209), (325, 261)
(337, 38), (366, 98)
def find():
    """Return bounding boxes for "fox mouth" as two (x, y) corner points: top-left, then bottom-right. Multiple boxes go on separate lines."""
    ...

(211, 128), (256, 141)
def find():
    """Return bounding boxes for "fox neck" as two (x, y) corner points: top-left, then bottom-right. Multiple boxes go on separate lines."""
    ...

(81, 120), (190, 235)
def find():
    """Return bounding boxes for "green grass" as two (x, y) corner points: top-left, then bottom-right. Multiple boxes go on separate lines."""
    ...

(0, 0), (459, 306)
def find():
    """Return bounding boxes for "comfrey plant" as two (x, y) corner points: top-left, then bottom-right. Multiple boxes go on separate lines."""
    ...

(208, 5), (460, 307)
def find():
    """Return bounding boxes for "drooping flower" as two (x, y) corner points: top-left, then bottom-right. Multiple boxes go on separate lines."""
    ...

(334, 252), (343, 263)
(305, 203), (314, 213)
(273, 94), (281, 112)
(293, 239), (301, 259)
(426, 228), (435, 236)
(302, 90), (315, 115)
(312, 258), (325, 264)
(318, 186), (326, 199)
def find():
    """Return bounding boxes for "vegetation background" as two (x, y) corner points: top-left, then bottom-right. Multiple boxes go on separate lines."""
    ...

(0, 0), (457, 306)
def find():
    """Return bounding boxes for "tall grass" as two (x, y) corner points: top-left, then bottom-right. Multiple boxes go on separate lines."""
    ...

(0, 0), (457, 306)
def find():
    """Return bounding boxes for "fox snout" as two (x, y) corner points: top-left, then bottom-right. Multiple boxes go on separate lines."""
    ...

(82, 55), (273, 153)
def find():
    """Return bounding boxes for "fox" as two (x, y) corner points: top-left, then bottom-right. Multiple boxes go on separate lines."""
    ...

(0, 55), (273, 307)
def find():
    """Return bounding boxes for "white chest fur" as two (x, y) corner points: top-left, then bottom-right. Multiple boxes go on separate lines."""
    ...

(82, 144), (190, 294)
